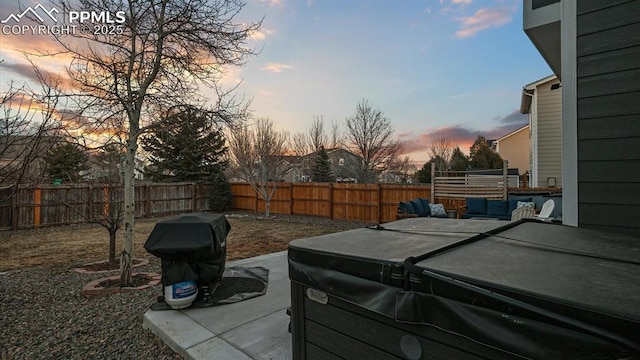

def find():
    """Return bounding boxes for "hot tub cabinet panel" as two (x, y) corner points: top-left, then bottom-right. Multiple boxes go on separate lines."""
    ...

(292, 282), (514, 360)
(288, 219), (640, 360)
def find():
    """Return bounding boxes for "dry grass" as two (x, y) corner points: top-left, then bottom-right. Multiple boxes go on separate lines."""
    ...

(0, 212), (365, 271)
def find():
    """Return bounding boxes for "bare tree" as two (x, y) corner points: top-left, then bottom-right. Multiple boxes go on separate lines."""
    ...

(344, 99), (403, 183)
(52, 142), (125, 264)
(1, 62), (65, 202)
(91, 144), (125, 264)
(291, 132), (310, 157)
(428, 136), (455, 175)
(385, 156), (416, 184)
(228, 118), (289, 216)
(330, 119), (342, 149)
(292, 116), (328, 157)
(308, 115), (328, 152)
(42, 0), (261, 285)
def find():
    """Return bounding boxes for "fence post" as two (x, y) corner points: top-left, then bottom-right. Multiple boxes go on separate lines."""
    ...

(289, 183), (294, 215)
(12, 189), (18, 230)
(378, 184), (382, 224)
(33, 187), (41, 227)
(328, 183), (333, 219)
(503, 160), (509, 200)
(87, 184), (93, 222)
(145, 184), (151, 217)
(430, 162), (436, 202)
(191, 183), (197, 213)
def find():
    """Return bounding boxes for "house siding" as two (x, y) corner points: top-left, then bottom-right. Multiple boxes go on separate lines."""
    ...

(536, 78), (563, 188)
(496, 126), (530, 175)
(329, 149), (360, 181)
(532, 0), (560, 10)
(576, 0), (640, 235)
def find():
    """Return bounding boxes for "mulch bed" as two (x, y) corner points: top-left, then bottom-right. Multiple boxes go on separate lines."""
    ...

(81, 272), (162, 297)
(73, 258), (149, 275)
(81, 258), (146, 272)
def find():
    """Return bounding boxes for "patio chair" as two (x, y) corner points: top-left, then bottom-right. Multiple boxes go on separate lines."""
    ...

(535, 199), (555, 221)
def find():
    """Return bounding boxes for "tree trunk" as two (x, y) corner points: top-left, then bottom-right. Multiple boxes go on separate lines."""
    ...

(265, 198), (270, 217)
(109, 227), (117, 263)
(120, 140), (136, 286)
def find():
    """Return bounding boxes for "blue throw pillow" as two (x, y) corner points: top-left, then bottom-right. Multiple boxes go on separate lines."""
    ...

(487, 200), (509, 217)
(410, 199), (428, 217)
(466, 198), (487, 215)
(418, 198), (431, 217)
(399, 201), (415, 214)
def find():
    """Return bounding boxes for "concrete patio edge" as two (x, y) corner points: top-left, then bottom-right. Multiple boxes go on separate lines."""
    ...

(142, 251), (290, 359)
(143, 309), (218, 359)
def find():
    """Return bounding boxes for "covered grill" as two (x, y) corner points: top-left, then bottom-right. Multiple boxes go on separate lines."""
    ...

(145, 213), (230, 308)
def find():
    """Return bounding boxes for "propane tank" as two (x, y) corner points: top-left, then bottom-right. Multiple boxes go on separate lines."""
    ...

(164, 280), (198, 309)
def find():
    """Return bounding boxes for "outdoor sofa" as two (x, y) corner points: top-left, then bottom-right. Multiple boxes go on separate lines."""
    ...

(397, 198), (448, 219)
(460, 197), (533, 220)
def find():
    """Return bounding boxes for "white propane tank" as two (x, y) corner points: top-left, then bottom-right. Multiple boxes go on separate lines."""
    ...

(164, 280), (198, 309)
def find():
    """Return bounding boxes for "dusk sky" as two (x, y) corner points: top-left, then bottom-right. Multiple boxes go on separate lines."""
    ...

(0, 0), (553, 164)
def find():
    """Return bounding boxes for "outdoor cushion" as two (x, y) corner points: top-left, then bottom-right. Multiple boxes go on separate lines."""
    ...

(410, 199), (428, 217)
(511, 206), (536, 221)
(466, 198), (487, 215)
(418, 198), (431, 217)
(508, 197), (532, 216)
(487, 200), (510, 217)
(399, 201), (415, 214)
(517, 201), (535, 208)
(429, 203), (447, 218)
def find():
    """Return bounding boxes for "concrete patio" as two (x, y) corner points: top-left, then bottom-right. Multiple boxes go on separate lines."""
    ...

(143, 251), (291, 360)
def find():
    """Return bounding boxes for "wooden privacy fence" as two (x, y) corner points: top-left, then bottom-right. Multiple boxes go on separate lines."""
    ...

(0, 182), (213, 230)
(2, 181), (438, 230)
(231, 182), (431, 224)
(431, 162), (509, 213)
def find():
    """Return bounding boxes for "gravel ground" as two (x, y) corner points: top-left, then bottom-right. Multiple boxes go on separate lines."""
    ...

(0, 213), (369, 359)
(0, 259), (182, 360)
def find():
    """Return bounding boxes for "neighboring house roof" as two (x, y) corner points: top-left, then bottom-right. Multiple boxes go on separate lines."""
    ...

(296, 147), (360, 160)
(275, 154), (303, 165)
(326, 147), (360, 157)
(291, 147), (362, 164)
(520, 74), (558, 114)
(496, 124), (529, 143)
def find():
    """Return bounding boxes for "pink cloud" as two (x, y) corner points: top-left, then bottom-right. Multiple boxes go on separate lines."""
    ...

(249, 28), (275, 41)
(257, 0), (284, 7)
(260, 62), (292, 73)
(396, 116), (527, 162)
(455, 7), (514, 38)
